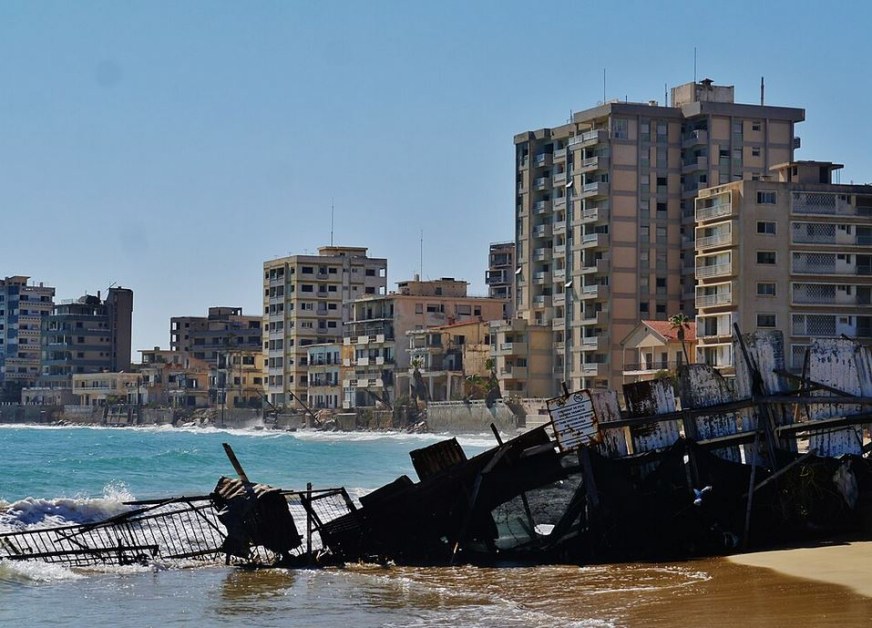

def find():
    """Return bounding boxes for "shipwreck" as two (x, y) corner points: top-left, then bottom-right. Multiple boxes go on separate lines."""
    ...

(2, 330), (872, 569)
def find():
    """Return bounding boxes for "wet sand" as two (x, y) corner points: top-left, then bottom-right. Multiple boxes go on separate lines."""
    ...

(730, 540), (872, 598)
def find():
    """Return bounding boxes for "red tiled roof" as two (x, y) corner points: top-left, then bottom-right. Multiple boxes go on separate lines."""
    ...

(642, 320), (697, 342)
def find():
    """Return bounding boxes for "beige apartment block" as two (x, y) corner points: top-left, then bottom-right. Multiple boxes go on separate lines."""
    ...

(489, 318), (555, 398)
(0, 276), (55, 397)
(514, 79), (804, 392)
(695, 160), (872, 372)
(306, 343), (342, 409)
(344, 277), (504, 409)
(72, 371), (140, 406)
(406, 320), (492, 402)
(263, 246), (387, 409)
(620, 320), (697, 383)
(138, 348), (211, 408)
(170, 307), (262, 369)
(216, 348), (264, 409)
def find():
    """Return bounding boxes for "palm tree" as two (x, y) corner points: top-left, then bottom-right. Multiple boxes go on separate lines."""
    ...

(669, 312), (692, 366)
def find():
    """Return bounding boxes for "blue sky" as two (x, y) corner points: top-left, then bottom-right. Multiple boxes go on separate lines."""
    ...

(2, 1), (870, 352)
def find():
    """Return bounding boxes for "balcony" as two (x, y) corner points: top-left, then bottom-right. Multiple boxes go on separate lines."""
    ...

(580, 284), (608, 300)
(695, 260), (734, 279)
(568, 129), (608, 148)
(534, 177), (550, 191)
(791, 192), (862, 216)
(553, 195), (567, 209)
(553, 267), (566, 280)
(553, 150), (566, 163)
(580, 363), (608, 377)
(553, 244), (566, 257)
(581, 181), (609, 199)
(695, 200), (733, 223)
(579, 156), (609, 173)
(581, 233), (609, 249)
(681, 156), (708, 174)
(533, 271), (551, 284)
(534, 224), (553, 238)
(500, 366), (528, 380)
(553, 171), (567, 186)
(533, 199), (552, 214)
(581, 335), (609, 351)
(579, 205), (608, 224)
(682, 129), (708, 148)
(533, 246), (552, 260)
(532, 295), (550, 307)
(552, 220), (567, 234)
(696, 290), (733, 308)
(495, 341), (528, 355)
(534, 153), (553, 167)
(695, 229), (734, 251)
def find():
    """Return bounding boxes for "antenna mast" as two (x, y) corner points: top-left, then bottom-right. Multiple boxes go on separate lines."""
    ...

(330, 199), (335, 246)
(420, 230), (424, 279)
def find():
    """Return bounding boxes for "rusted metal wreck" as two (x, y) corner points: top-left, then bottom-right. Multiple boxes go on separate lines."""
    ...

(2, 330), (872, 569)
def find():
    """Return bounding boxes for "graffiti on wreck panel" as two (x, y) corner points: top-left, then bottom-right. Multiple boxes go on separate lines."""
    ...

(623, 379), (680, 453)
(590, 390), (628, 459)
(677, 364), (741, 463)
(807, 339), (867, 457)
(733, 330), (797, 455)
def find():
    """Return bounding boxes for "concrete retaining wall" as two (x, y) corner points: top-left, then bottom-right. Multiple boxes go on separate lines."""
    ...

(427, 398), (551, 434)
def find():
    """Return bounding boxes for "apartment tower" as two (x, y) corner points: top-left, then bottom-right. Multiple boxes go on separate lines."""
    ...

(695, 160), (872, 371)
(513, 79), (804, 391)
(263, 246), (387, 408)
(0, 276), (55, 400)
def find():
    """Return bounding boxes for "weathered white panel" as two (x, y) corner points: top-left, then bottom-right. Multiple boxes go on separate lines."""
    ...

(678, 364), (741, 462)
(590, 390), (628, 459)
(807, 339), (864, 457)
(623, 379), (681, 454)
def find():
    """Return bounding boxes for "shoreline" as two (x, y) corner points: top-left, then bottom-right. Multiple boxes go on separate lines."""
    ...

(729, 540), (872, 598)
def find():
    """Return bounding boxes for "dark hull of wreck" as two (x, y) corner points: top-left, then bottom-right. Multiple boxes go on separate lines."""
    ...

(315, 431), (872, 567)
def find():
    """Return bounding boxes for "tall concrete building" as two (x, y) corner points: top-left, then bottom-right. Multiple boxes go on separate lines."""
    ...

(0, 276), (55, 399)
(513, 79), (804, 391)
(486, 241), (515, 318)
(38, 287), (134, 399)
(170, 307), (262, 367)
(695, 160), (872, 372)
(263, 246), (387, 408)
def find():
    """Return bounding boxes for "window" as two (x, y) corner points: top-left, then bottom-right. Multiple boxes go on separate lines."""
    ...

(757, 221), (776, 235)
(613, 118), (628, 139)
(301, 266), (313, 274)
(757, 314), (776, 328)
(751, 146), (761, 157)
(757, 191), (777, 204)
(757, 251), (777, 264)
(757, 282), (776, 296)
(752, 121), (762, 132)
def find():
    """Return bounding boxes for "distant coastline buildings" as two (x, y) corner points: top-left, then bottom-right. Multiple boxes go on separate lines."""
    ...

(7, 78), (872, 413)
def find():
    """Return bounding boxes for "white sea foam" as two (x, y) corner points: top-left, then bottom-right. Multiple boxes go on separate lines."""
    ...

(0, 559), (84, 583)
(0, 493), (132, 532)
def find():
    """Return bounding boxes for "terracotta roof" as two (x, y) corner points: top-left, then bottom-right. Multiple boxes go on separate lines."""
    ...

(641, 320), (697, 342)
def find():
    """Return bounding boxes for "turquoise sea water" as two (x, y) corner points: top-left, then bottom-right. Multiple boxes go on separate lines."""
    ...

(3, 425), (872, 627)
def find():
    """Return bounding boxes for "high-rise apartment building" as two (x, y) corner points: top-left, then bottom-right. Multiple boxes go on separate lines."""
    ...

(695, 160), (872, 372)
(486, 242), (515, 318)
(263, 246), (388, 408)
(170, 307), (262, 367)
(513, 79), (804, 391)
(39, 287), (134, 395)
(0, 276), (55, 399)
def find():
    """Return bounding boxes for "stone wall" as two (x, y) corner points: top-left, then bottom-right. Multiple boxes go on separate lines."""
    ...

(426, 398), (551, 434)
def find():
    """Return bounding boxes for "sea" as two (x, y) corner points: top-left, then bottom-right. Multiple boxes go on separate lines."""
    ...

(2, 424), (871, 627)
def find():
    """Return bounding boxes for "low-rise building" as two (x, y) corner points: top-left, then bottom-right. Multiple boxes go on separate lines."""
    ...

(71, 371), (140, 406)
(489, 318), (555, 397)
(620, 320), (697, 383)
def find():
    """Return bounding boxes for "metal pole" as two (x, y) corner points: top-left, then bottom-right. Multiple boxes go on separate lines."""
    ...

(306, 482), (313, 565)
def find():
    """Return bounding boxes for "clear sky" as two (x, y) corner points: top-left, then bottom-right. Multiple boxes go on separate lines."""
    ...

(3, 0), (871, 353)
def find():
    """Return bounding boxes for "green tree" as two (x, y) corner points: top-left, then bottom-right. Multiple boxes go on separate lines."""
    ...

(669, 312), (692, 366)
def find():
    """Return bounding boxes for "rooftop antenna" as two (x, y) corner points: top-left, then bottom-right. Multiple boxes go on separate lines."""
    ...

(420, 229), (424, 279)
(665, 83), (668, 106)
(602, 68), (606, 103)
(330, 199), (335, 246)
(693, 47), (697, 83)
(760, 76), (765, 106)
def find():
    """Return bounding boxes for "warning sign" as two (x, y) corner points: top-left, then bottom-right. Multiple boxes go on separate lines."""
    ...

(547, 390), (600, 451)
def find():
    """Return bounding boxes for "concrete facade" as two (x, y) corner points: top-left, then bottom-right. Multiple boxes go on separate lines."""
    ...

(0, 276), (55, 400)
(486, 241), (514, 318)
(170, 307), (261, 368)
(694, 161), (872, 372)
(263, 246), (388, 408)
(514, 79), (804, 392)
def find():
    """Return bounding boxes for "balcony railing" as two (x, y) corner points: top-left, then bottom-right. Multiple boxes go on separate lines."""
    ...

(695, 231), (733, 250)
(696, 292), (732, 307)
(695, 262), (732, 279)
(695, 201), (732, 222)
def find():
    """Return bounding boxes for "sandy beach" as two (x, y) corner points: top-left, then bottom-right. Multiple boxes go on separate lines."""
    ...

(730, 540), (872, 598)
